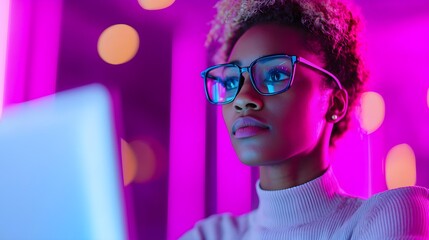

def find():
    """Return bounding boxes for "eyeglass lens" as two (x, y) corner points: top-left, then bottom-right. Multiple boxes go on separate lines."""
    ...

(205, 55), (294, 104)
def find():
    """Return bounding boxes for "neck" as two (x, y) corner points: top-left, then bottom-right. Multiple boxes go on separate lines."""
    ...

(259, 130), (331, 190)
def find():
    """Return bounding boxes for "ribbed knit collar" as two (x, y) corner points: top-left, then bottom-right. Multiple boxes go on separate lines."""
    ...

(255, 167), (344, 228)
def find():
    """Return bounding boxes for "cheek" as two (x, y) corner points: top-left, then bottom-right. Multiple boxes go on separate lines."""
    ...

(301, 92), (329, 137)
(317, 91), (331, 121)
(221, 105), (233, 131)
(275, 90), (328, 142)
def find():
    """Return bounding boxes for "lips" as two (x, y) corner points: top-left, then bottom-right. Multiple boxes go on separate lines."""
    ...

(232, 116), (270, 138)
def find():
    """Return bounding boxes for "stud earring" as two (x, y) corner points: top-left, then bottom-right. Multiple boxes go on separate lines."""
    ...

(331, 115), (338, 120)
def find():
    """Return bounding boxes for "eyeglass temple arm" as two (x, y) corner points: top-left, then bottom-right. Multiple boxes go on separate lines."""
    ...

(296, 57), (344, 90)
(297, 56), (349, 116)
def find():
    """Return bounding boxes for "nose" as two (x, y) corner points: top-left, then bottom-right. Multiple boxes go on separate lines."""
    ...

(233, 73), (263, 112)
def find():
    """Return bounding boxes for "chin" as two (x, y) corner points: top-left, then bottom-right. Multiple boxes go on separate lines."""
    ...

(233, 140), (295, 166)
(236, 150), (262, 166)
(239, 158), (262, 166)
(237, 151), (284, 167)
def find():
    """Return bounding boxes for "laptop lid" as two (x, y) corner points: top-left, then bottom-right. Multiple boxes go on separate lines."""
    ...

(0, 84), (127, 240)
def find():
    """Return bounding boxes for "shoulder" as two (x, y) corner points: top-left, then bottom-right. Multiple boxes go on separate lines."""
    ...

(369, 186), (429, 218)
(354, 186), (429, 238)
(179, 212), (252, 240)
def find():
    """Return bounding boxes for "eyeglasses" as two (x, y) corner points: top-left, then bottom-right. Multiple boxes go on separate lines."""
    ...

(200, 54), (344, 105)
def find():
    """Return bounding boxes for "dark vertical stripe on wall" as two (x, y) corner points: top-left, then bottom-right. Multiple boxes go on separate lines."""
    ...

(205, 43), (219, 218)
(205, 101), (218, 217)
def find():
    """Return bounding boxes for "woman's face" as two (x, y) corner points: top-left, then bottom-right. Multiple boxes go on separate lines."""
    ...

(222, 23), (331, 166)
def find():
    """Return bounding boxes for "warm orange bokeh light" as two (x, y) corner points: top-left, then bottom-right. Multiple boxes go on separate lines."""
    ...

(121, 139), (138, 186)
(97, 24), (139, 65)
(359, 91), (385, 134)
(385, 143), (416, 190)
(138, 0), (175, 10)
(131, 140), (157, 183)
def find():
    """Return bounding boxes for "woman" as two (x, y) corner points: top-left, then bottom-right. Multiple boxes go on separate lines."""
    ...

(182, 0), (429, 239)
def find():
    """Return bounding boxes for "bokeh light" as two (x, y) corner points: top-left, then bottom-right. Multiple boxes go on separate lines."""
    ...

(138, 0), (175, 10)
(130, 138), (167, 183)
(120, 138), (167, 185)
(385, 143), (416, 190)
(359, 91), (385, 134)
(130, 140), (157, 183)
(120, 139), (138, 186)
(97, 24), (139, 65)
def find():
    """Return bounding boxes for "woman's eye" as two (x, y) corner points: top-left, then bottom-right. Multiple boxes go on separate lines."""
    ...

(265, 69), (289, 83)
(223, 77), (239, 90)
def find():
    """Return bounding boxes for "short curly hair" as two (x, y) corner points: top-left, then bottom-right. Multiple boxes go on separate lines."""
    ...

(206, 0), (368, 145)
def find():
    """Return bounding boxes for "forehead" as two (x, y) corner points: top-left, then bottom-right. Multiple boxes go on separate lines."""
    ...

(228, 23), (324, 67)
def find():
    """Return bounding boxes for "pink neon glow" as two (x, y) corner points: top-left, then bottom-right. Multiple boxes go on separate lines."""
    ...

(365, 14), (429, 194)
(0, 0), (10, 117)
(216, 109), (252, 214)
(3, 0), (30, 105)
(4, 1), (62, 105)
(27, 1), (62, 99)
(167, 19), (207, 239)
(331, 119), (369, 199)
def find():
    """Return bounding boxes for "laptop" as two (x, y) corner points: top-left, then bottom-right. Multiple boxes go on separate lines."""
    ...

(0, 84), (128, 240)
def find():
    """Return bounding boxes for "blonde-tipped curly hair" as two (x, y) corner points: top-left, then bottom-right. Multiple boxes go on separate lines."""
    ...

(206, 0), (368, 145)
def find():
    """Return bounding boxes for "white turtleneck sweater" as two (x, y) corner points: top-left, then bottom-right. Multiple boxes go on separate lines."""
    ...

(180, 168), (429, 239)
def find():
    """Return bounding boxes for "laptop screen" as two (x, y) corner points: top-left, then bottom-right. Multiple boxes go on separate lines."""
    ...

(0, 84), (127, 240)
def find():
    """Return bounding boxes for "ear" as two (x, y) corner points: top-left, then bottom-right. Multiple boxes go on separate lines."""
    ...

(326, 89), (348, 123)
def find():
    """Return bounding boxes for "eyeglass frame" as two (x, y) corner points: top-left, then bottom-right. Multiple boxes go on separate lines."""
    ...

(200, 54), (345, 105)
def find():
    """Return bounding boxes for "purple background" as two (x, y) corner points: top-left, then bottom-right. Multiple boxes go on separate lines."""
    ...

(2, 0), (429, 239)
